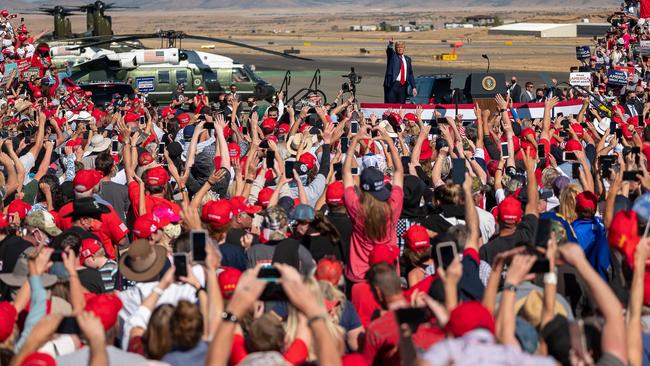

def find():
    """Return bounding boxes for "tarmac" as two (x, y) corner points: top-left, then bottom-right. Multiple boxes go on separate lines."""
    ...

(221, 53), (571, 103)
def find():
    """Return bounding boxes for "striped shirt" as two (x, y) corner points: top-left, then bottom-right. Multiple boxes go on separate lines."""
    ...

(98, 260), (118, 292)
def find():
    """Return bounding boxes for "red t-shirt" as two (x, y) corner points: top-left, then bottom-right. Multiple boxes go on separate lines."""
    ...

(363, 311), (444, 366)
(343, 186), (404, 283)
(351, 282), (382, 328)
(58, 201), (128, 260)
(128, 181), (181, 218)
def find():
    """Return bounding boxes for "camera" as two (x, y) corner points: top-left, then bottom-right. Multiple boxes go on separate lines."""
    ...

(341, 67), (362, 95)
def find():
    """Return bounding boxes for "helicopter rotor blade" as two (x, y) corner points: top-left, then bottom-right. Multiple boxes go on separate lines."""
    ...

(183, 34), (313, 61)
(66, 33), (159, 50)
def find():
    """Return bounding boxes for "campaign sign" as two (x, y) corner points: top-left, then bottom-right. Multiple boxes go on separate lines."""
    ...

(135, 76), (155, 93)
(641, 40), (650, 54)
(569, 72), (592, 87)
(576, 46), (591, 60)
(607, 69), (628, 86)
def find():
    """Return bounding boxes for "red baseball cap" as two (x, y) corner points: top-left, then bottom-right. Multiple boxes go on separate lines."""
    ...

(79, 238), (102, 265)
(138, 152), (155, 166)
(20, 353), (56, 366)
(404, 224), (430, 251)
(65, 138), (82, 147)
(124, 113), (138, 124)
(369, 244), (398, 266)
(218, 267), (241, 300)
(608, 210), (639, 269)
(161, 106), (176, 118)
(278, 123), (290, 135)
(299, 153), (317, 170)
(0, 301), (16, 342)
(420, 139), (433, 160)
(144, 166), (169, 187)
(177, 113), (191, 127)
(497, 196), (523, 224)
(314, 256), (343, 285)
(257, 187), (274, 207)
(570, 124), (584, 138)
(403, 113), (417, 122)
(84, 293), (123, 330)
(202, 199), (233, 228)
(132, 213), (158, 239)
(520, 127), (536, 141)
(445, 301), (495, 337)
(73, 169), (103, 193)
(228, 142), (241, 160)
(7, 199), (32, 220)
(576, 191), (598, 212)
(230, 196), (262, 216)
(326, 181), (344, 206)
(262, 118), (277, 132)
(565, 139), (582, 152)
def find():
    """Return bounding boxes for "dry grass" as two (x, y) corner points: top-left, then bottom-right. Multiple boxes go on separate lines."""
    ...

(21, 8), (615, 72)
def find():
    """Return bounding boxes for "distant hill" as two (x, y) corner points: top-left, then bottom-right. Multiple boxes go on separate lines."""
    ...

(9, 0), (619, 10)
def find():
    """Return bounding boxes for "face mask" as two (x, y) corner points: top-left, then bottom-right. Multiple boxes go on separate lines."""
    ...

(2, 39), (12, 47)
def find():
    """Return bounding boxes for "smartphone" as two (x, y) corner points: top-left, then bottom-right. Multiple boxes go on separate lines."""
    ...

(266, 149), (275, 169)
(242, 126), (249, 135)
(401, 156), (411, 169)
(191, 230), (207, 263)
(623, 170), (641, 181)
(259, 140), (270, 149)
(501, 142), (509, 159)
(351, 167), (360, 176)
(83, 131), (89, 140)
(395, 307), (432, 332)
(333, 162), (343, 181)
(139, 116), (145, 126)
(259, 282), (287, 301)
(610, 121), (617, 132)
(563, 151), (577, 161)
(340, 137), (349, 154)
(285, 161), (294, 179)
(111, 140), (119, 153)
(571, 163), (580, 179)
(530, 258), (551, 273)
(616, 128), (623, 139)
(56, 316), (81, 334)
(258, 266), (281, 282)
(580, 122), (588, 128)
(371, 129), (379, 138)
(51, 250), (63, 262)
(173, 253), (189, 278)
(632, 146), (641, 154)
(350, 121), (359, 134)
(435, 241), (458, 270)
(451, 158), (465, 184)
(537, 146), (545, 159)
(535, 218), (552, 248)
(462, 120), (473, 127)
(158, 142), (165, 155)
(204, 122), (214, 130)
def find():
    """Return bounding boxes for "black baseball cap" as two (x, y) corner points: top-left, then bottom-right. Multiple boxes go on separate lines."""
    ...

(63, 197), (110, 220)
(360, 167), (390, 201)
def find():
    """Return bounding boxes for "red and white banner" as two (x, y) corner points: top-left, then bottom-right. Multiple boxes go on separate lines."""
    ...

(360, 100), (585, 120)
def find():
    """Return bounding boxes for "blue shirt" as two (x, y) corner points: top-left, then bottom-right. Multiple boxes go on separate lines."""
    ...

(162, 341), (209, 366)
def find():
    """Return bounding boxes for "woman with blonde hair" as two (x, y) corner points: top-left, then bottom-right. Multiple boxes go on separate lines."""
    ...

(318, 280), (364, 352)
(342, 127), (404, 283)
(558, 183), (583, 224)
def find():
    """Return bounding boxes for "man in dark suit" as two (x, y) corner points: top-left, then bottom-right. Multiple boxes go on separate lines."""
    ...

(508, 76), (521, 103)
(624, 90), (643, 117)
(384, 39), (416, 104)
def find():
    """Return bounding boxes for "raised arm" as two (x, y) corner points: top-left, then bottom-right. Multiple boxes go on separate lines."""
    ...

(462, 173), (480, 250)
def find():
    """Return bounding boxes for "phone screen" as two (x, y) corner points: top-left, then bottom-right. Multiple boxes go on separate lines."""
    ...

(401, 156), (411, 168)
(139, 116), (145, 125)
(535, 218), (553, 248)
(266, 150), (275, 169)
(112, 140), (119, 153)
(258, 267), (281, 281)
(564, 152), (577, 161)
(530, 258), (550, 273)
(173, 253), (188, 278)
(501, 143), (509, 158)
(242, 126), (249, 135)
(451, 158), (465, 184)
(623, 170), (641, 181)
(158, 142), (165, 155)
(340, 137), (349, 154)
(395, 308), (431, 332)
(191, 230), (207, 263)
(333, 162), (343, 181)
(609, 121), (617, 132)
(616, 128), (623, 139)
(351, 167), (360, 176)
(537, 146), (545, 159)
(572, 163), (580, 179)
(56, 316), (81, 334)
(283, 161), (294, 179)
(351, 122), (359, 134)
(436, 241), (457, 270)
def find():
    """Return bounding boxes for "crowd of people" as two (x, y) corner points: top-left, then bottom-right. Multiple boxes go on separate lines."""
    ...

(1, 1), (650, 366)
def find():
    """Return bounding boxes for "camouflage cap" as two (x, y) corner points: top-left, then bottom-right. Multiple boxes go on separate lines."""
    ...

(24, 211), (62, 237)
(549, 220), (568, 245)
(262, 206), (288, 232)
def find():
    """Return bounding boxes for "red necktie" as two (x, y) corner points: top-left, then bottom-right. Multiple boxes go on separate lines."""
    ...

(399, 57), (406, 86)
